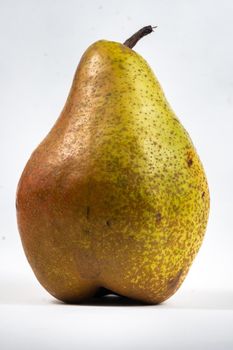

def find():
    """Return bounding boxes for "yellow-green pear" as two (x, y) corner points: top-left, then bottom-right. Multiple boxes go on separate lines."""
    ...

(16, 26), (210, 304)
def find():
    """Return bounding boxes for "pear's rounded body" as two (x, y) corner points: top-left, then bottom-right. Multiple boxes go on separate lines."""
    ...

(17, 40), (209, 303)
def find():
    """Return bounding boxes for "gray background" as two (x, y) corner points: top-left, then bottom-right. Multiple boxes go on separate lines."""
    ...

(0, 0), (233, 349)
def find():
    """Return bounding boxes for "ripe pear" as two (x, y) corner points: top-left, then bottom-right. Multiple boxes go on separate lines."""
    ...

(16, 26), (210, 304)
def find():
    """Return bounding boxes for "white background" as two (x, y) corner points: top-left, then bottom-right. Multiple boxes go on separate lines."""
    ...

(1, 0), (233, 349)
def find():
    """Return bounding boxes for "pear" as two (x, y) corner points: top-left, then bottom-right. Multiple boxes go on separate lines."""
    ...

(16, 26), (210, 304)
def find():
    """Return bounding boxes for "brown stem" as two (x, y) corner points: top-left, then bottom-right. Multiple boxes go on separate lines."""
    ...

(123, 25), (157, 49)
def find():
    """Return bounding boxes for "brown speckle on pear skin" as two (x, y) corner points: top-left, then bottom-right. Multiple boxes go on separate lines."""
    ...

(187, 158), (193, 167)
(155, 212), (162, 224)
(106, 220), (111, 227)
(167, 269), (183, 292)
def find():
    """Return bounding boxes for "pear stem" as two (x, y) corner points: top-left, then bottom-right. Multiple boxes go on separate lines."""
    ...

(123, 25), (157, 49)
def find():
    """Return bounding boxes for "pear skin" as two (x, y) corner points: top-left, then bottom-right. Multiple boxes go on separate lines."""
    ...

(16, 27), (209, 304)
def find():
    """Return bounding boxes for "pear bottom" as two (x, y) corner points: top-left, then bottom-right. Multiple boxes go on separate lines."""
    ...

(19, 233), (187, 305)
(17, 174), (207, 305)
